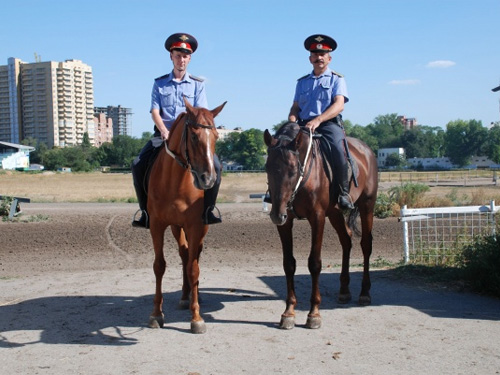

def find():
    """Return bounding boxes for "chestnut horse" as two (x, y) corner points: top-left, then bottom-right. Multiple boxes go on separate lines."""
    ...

(147, 98), (226, 334)
(264, 122), (378, 330)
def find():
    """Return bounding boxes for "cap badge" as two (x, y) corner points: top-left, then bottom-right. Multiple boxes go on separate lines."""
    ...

(180, 43), (186, 48)
(317, 44), (323, 50)
(179, 35), (189, 41)
(314, 36), (324, 42)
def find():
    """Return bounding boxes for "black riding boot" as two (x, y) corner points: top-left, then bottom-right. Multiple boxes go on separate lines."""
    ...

(203, 155), (222, 225)
(203, 183), (221, 225)
(131, 154), (150, 229)
(336, 164), (354, 210)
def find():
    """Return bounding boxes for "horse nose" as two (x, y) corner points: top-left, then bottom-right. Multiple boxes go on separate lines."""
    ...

(200, 172), (215, 189)
(270, 212), (287, 226)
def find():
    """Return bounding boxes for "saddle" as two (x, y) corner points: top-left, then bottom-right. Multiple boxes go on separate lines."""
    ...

(315, 135), (359, 197)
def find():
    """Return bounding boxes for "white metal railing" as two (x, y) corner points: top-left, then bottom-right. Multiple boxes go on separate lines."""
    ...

(400, 201), (498, 264)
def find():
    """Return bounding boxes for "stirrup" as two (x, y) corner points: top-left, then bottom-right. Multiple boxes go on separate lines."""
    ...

(338, 194), (354, 210)
(132, 209), (149, 228)
(203, 206), (222, 225)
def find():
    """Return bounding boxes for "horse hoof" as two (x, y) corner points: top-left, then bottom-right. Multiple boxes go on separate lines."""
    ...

(279, 315), (295, 330)
(178, 299), (190, 310)
(338, 293), (352, 304)
(359, 295), (372, 306)
(306, 315), (322, 329)
(191, 320), (207, 334)
(148, 314), (164, 329)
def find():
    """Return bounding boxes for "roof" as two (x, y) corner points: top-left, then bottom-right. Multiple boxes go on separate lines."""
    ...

(0, 141), (35, 151)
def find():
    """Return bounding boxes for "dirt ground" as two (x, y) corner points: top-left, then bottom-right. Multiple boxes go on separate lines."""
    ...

(1, 203), (499, 374)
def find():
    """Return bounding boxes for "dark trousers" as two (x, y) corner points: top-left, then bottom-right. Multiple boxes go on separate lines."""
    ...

(131, 137), (221, 213)
(299, 117), (349, 193)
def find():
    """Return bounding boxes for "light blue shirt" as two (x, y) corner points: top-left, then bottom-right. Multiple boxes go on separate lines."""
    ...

(293, 68), (349, 121)
(150, 71), (208, 130)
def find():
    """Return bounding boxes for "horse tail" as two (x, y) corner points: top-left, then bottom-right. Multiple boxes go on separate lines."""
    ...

(347, 205), (361, 237)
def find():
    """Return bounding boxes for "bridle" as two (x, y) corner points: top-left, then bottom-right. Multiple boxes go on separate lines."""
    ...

(165, 114), (216, 170)
(269, 127), (315, 212)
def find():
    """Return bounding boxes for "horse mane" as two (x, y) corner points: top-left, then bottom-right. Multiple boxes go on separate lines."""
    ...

(169, 112), (187, 135)
(273, 121), (301, 148)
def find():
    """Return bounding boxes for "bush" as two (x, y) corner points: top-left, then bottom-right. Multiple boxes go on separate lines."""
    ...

(388, 183), (430, 208)
(458, 234), (500, 296)
(374, 193), (395, 218)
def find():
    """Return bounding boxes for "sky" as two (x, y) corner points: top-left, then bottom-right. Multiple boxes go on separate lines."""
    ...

(2, 0), (500, 138)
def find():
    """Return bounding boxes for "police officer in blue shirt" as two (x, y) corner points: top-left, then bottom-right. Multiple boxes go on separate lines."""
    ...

(132, 33), (222, 228)
(288, 34), (354, 209)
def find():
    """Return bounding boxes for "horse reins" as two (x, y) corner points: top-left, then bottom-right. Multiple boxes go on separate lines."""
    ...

(164, 115), (216, 169)
(286, 127), (314, 211)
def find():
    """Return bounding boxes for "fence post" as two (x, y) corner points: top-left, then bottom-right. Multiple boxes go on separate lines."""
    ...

(401, 205), (410, 264)
(491, 200), (496, 236)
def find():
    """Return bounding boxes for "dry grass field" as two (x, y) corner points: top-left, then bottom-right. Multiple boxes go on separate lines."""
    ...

(0, 171), (271, 203)
(2, 170), (500, 206)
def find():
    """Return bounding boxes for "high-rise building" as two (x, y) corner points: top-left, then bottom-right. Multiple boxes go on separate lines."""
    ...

(0, 57), (94, 148)
(94, 105), (132, 137)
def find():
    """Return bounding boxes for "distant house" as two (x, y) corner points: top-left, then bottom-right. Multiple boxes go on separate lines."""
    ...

(407, 156), (499, 170)
(0, 141), (35, 170)
(377, 148), (405, 168)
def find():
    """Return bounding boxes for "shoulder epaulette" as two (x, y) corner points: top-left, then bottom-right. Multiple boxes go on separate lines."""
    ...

(331, 70), (344, 78)
(189, 74), (204, 82)
(154, 73), (169, 81)
(297, 74), (309, 81)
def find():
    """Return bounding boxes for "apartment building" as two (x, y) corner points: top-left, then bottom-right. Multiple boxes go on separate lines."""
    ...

(94, 105), (132, 137)
(0, 57), (94, 148)
(93, 112), (113, 147)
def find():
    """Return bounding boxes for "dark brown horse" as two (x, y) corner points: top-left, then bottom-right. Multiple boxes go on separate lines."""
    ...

(264, 122), (378, 329)
(147, 98), (226, 334)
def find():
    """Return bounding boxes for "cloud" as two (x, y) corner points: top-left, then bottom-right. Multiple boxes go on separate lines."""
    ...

(426, 60), (456, 68)
(388, 79), (420, 85)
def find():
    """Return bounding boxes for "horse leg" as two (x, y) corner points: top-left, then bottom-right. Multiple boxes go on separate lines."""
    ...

(306, 214), (326, 329)
(171, 226), (191, 309)
(277, 219), (297, 330)
(358, 201), (375, 306)
(186, 227), (208, 334)
(149, 225), (167, 328)
(329, 210), (353, 304)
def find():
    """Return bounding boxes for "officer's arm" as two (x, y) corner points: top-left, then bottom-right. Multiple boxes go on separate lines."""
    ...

(304, 95), (345, 132)
(315, 95), (345, 123)
(151, 109), (169, 140)
(288, 102), (300, 122)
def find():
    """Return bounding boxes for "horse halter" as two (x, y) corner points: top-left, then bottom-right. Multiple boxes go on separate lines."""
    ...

(165, 114), (216, 170)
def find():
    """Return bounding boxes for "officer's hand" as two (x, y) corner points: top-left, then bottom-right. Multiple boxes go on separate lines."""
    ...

(161, 129), (169, 141)
(306, 118), (321, 132)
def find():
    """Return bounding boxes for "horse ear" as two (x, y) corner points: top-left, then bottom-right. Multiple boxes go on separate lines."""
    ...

(264, 129), (275, 147)
(211, 101), (227, 118)
(183, 97), (195, 114)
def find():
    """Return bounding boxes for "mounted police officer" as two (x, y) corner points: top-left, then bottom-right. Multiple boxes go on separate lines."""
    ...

(131, 33), (222, 228)
(288, 34), (354, 209)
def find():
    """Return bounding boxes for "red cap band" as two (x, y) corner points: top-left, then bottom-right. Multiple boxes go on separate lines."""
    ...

(170, 41), (193, 52)
(310, 43), (332, 51)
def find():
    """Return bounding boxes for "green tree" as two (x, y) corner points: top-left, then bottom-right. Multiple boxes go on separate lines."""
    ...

(485, 123), (500, 164)
(235, 129), (266, 170)
(365, 113), (404, 149)
(385, 152), (407, 169)
(444, 119), (487, 167)
(216, 128), (266, 170)
(347, 124), (379, 152)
